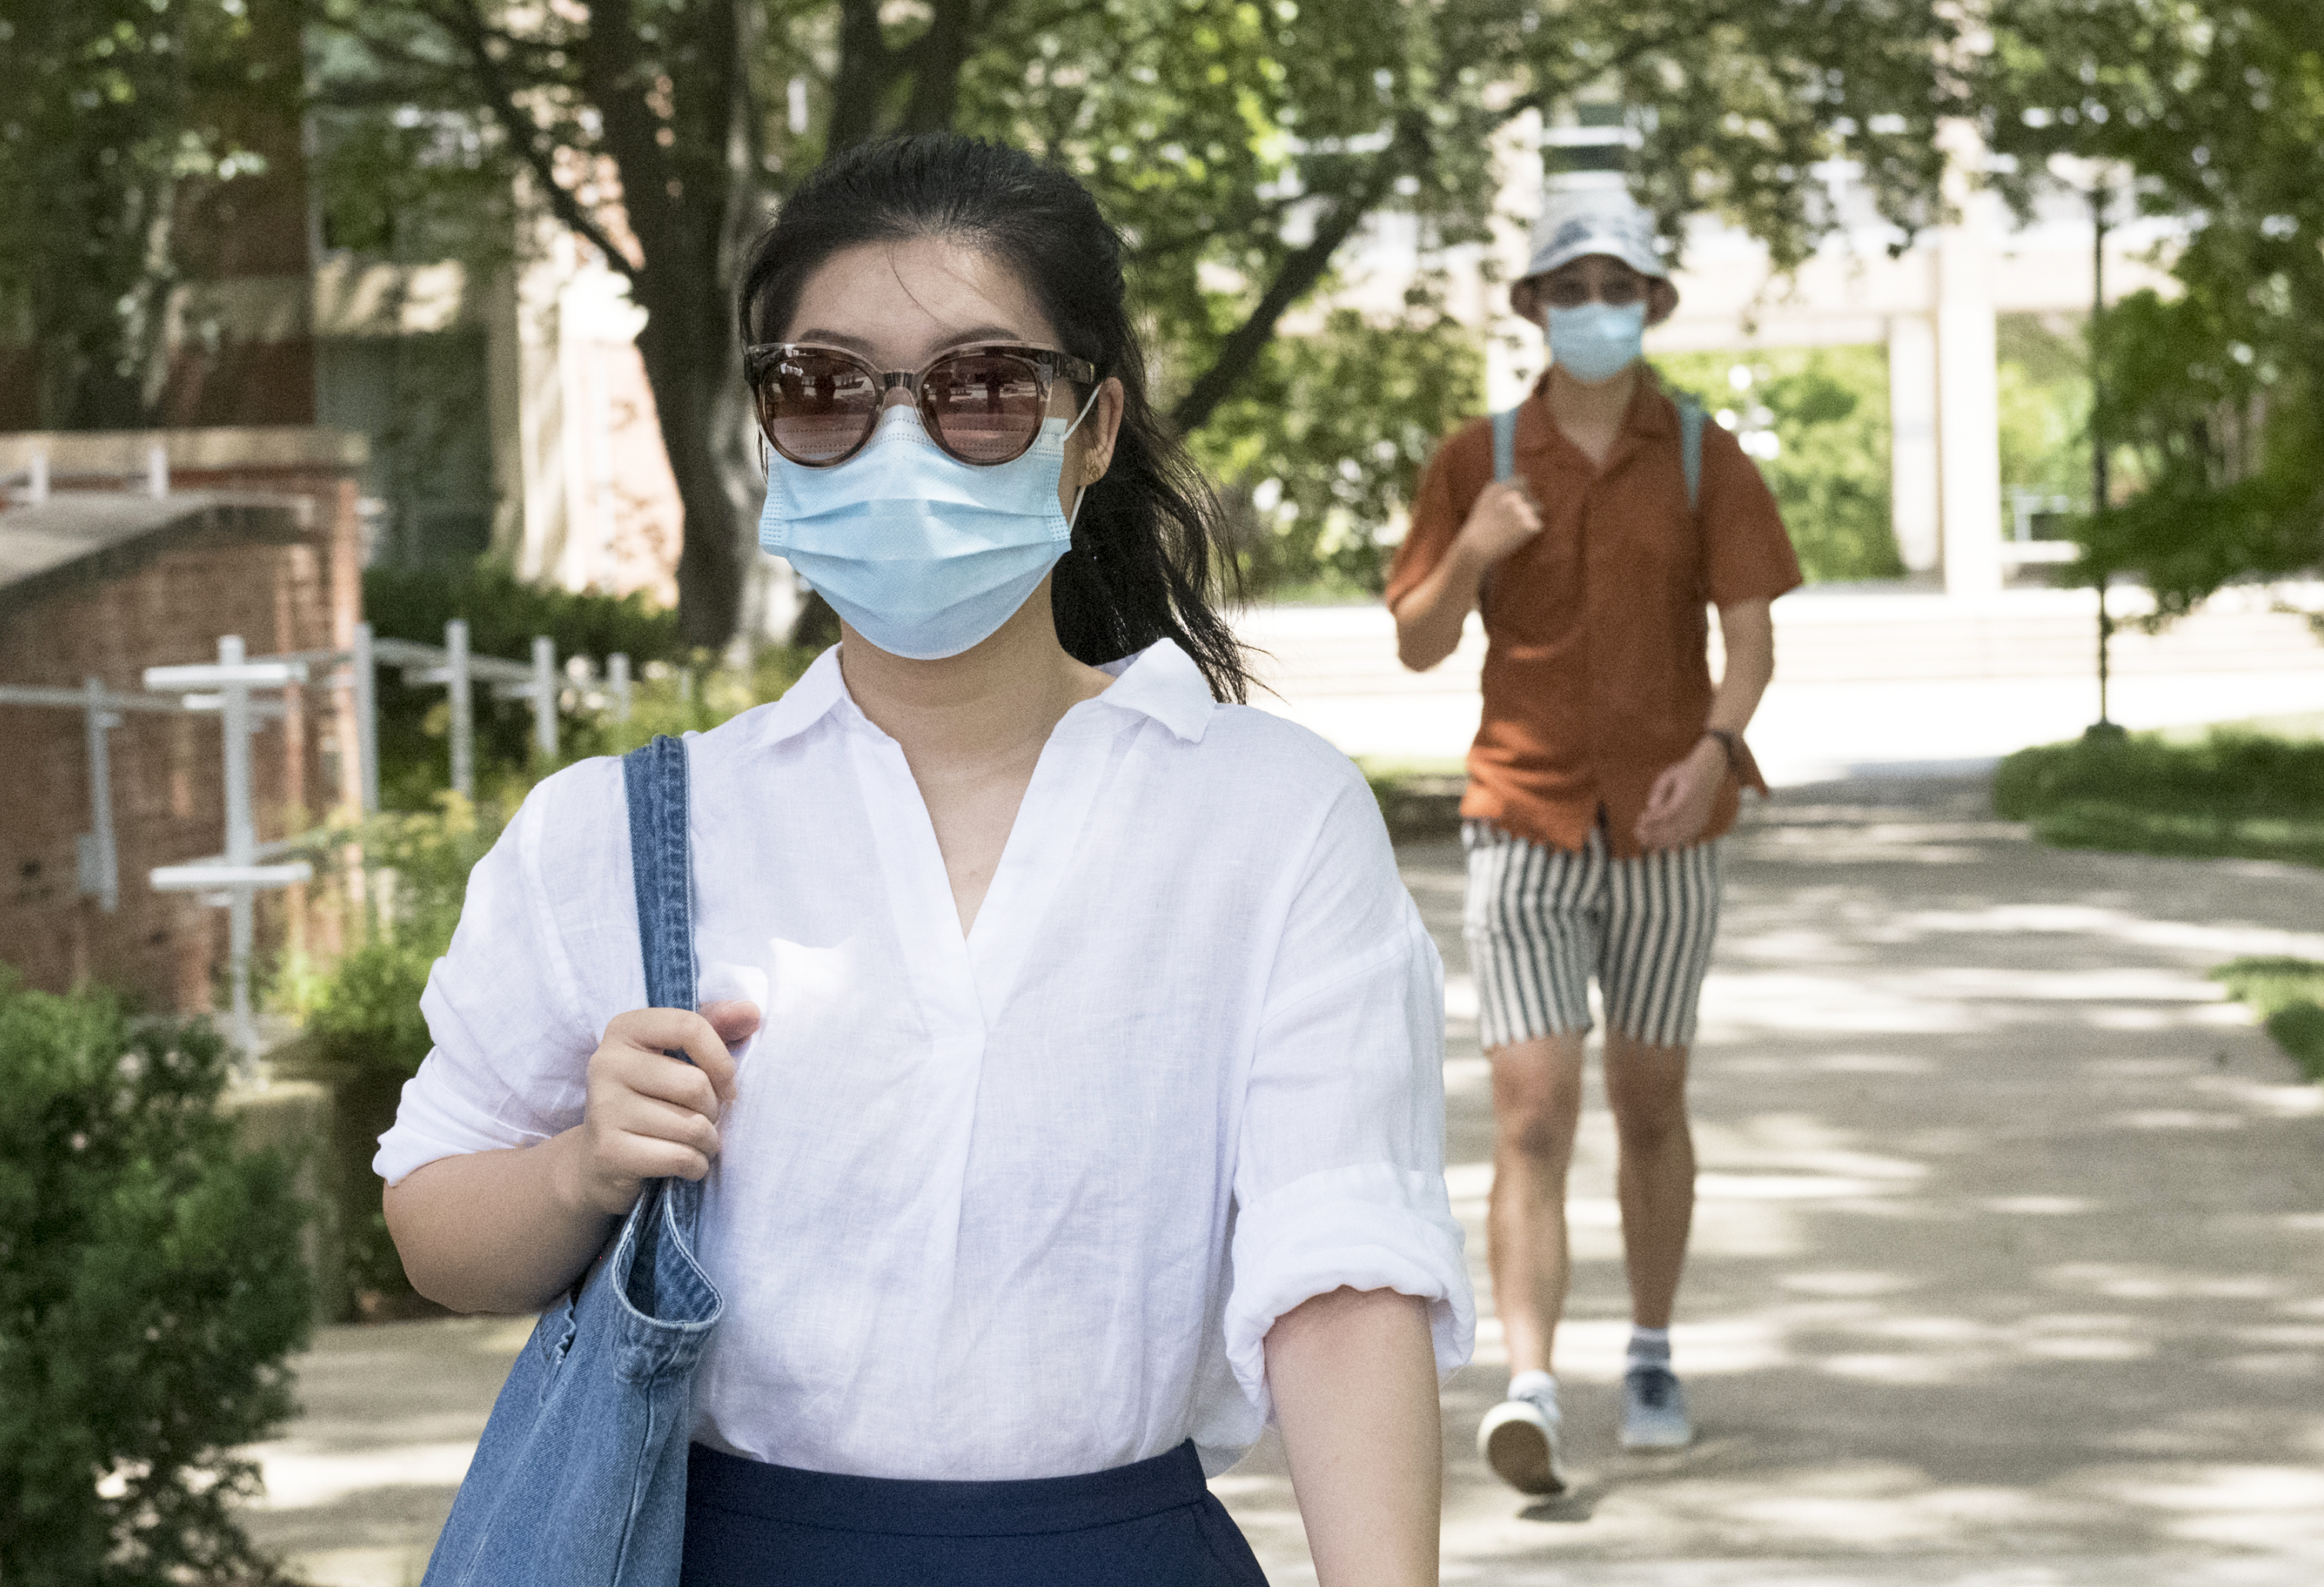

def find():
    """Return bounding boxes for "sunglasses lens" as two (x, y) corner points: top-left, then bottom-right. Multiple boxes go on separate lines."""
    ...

(922, 351), (1047, 464)
(760, 351), (879, 464)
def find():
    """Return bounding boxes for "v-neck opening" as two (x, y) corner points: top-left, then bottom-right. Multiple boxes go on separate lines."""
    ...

(849, 694), (1117, 1032)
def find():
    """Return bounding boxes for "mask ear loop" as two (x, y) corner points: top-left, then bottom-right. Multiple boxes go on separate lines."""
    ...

(1061, 378), (1103, 441)
(1061, 379), (1103, 531)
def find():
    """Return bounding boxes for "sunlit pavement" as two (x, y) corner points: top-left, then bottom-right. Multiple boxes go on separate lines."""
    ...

(234, 775), (2324, 1586)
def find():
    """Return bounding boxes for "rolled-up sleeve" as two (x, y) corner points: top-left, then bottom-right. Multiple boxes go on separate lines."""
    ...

(371, 762), (620, 1186)
(1223, 774), (1475, 1416)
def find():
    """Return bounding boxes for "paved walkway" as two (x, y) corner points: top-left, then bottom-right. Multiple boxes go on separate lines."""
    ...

(236, 775), (2324, 1586)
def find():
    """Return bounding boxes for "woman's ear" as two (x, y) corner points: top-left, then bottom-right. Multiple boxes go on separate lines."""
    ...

(1079, 376), (1126, 486)
(1510, 278), (1545, 328)
(1646, 280), (1680, 328)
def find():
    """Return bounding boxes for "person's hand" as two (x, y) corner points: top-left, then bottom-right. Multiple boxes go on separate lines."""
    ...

(1454, 478), (1543, 569)
(1635, 738), (1728, 852)
(567, 999), (760, 1217)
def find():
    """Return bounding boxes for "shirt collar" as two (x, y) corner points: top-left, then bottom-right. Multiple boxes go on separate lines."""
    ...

(746, 643), (851, 748)
(741, 637), (1216, 750)
(1091, 639), (1216, 742)
(1520, 365), (1676, 451)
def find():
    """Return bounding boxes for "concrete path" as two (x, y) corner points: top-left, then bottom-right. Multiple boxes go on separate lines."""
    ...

(234, 775), (2324, 1586)
(1231, 590), (2324, 782)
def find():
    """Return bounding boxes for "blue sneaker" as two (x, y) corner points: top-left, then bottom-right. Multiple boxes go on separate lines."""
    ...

(1620, 1362), (1694, 1449)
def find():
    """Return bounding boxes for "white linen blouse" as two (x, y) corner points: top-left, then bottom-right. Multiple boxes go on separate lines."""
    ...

(376, 639), (1473, 1480)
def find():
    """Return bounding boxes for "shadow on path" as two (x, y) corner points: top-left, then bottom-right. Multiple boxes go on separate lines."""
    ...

(235, 775), (2324, 1586)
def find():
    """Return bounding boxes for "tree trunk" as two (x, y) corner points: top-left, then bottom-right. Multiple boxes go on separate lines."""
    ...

(643, 325), (748, 651)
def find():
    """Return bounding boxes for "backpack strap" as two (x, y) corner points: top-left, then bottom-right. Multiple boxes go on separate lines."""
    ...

(622, 733), (702, 1239)
(1500, 396), (1697, 507)
(1678, 394), (1704, 515)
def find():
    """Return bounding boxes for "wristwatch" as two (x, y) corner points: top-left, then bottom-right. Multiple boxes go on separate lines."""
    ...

(1701, 728), (1770, 795)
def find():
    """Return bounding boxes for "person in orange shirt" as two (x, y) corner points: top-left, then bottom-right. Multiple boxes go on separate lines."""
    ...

(1387, 185), (1801, 1492)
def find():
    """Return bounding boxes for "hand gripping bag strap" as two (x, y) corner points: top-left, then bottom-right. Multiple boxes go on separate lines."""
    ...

(420, 733), (719, 1587)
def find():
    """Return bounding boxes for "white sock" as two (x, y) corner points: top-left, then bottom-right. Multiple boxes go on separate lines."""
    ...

(1507, 1369), (1558, 1408)
(1629, 1326), (1672, 1367)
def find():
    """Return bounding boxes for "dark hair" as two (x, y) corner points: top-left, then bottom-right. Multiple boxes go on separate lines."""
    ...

(738, 134), (1251, 702)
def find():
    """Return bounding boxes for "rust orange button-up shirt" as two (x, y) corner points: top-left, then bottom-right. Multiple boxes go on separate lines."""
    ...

(1385, 374), (1802, 857)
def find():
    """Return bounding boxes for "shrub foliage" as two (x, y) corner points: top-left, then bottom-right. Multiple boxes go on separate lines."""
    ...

(0, 979), (310, 1584)
(1993, 728), (2324, 869)
(2213, 957), (2324, 1083)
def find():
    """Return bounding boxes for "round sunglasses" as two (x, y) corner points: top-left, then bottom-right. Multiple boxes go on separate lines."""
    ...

(745, 342), (1099, 469)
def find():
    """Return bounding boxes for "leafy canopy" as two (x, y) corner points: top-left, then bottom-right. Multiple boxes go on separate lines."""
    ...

(1982, 0), (2324, 613)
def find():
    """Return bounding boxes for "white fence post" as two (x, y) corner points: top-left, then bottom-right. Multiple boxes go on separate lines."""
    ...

(79, 677), (120, 913)
(446, 619), (473, 798)
(145, 639), (311, 1060)
(218, 637), (257, 1053)
(531, 635), (557, 759)
(147, 444), (169, 500)
(351, 621), (380, 815)
(609, 653), (632, 722)
(28, 449), (49, 504)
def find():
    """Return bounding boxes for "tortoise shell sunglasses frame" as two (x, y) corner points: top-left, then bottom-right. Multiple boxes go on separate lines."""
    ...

(744, 342), (1100, 469)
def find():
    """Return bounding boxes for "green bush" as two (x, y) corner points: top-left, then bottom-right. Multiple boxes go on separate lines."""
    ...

(2212, 957), (2324, 1082)
(1993, 728), (2324, 867)
(1651, 346), (1904, 584)
(0, 978), (311, 1585)
(278, 796), (502, 1312)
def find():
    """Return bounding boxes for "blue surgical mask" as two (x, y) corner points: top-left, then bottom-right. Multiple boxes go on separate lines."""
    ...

(1547, 302), (1646, 384)
(758, 392), (1096, 660)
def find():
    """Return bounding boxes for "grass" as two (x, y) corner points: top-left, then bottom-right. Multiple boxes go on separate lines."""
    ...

(2213, 957), (2324, 1081)
(1992, 727), (2324, 868)
(1358, 757), (1469, 841)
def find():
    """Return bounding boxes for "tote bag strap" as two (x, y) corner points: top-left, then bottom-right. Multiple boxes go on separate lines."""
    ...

(622, 733), (703, 1240)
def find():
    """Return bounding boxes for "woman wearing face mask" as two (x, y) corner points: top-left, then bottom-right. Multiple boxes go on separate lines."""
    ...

(1387, 187), (1799, 1495)
(377, 134), (1471, 1586)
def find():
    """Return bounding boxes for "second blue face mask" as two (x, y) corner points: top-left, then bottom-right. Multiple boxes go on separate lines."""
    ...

(758, 394), (1095, 660)
(1547, 302), (1646, 384)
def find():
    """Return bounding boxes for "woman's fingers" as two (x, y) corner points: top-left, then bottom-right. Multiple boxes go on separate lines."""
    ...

(577, 1004), (763, 1206)
(606, 1007), (744, 1104)
(601, 1039), (722, 1116)
(702, 998), (762, 1046)
(603, 1128), (713, 1183)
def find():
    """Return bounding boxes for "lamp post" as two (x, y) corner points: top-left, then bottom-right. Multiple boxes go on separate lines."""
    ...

(2084, 167), (2125, 742)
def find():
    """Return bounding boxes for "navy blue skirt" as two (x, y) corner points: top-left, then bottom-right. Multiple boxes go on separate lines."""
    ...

(679, 1440), (1270, 1586)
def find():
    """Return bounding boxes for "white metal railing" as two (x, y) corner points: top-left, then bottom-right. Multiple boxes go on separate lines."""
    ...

(3, 620), (639, 1053)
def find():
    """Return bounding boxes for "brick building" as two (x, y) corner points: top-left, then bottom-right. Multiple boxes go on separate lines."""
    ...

(0, 429), (364, 1010)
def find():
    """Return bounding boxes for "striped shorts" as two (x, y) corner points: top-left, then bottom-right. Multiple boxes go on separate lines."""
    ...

(1462, 820), (1723, 1052)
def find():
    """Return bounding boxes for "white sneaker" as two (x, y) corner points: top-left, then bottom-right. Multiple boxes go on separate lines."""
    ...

(1477, 1377), (1566, 1495)
(1619, 1362), (1694, 1449)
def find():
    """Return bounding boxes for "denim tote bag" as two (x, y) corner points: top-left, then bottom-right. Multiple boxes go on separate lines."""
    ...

(422, 733), (722, 1586)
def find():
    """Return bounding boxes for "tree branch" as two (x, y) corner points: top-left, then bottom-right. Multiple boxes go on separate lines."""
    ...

(434, 0), (639, 281)
(1168, 113), (1422, 435)
(1165, 6), (1760, 437)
